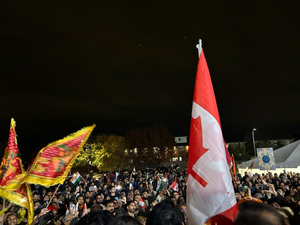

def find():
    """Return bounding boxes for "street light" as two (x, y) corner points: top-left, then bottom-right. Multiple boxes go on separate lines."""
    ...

(252, 128), (257, 157)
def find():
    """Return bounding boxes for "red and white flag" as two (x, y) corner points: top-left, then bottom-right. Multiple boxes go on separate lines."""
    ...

(139, 196), (146, 211)
(170, 180), (179, 192)
(187, 41), (238, 225)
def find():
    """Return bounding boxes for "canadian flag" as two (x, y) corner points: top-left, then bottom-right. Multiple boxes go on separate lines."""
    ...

(187, 41), (238, 225)
(170, 180), (179, 192)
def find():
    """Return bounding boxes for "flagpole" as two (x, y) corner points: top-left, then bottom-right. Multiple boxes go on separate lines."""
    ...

(196, 39), (202, 57)
(3, 198), (6, 210)
(46, 184), (61, 208)
(81, 176), (87, 183)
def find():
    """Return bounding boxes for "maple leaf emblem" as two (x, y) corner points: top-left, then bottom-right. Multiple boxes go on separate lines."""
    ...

(188, 115), (209, 187)
(189, 115), (228, 194)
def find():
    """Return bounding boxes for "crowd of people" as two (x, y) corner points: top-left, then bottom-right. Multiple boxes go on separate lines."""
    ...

(0, 165), (300, 225)
(234, 171), (300, 224)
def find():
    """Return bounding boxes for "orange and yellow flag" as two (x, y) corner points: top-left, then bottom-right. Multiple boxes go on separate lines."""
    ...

(5, 124), (95, 189)
(0, 119), (34, 224)
(248, 161), (254, 171)
(230, 154), (236, 176)
(248, 160), (254, 172)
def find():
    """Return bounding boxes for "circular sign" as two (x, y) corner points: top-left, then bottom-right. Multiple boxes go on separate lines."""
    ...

(262, 155), (270, 163)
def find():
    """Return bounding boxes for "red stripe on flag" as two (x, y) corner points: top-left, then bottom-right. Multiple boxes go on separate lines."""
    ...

(190, 169), (207, 188)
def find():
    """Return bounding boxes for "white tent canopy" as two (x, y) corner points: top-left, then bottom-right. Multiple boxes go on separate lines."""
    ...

(238, 139), (300, 174)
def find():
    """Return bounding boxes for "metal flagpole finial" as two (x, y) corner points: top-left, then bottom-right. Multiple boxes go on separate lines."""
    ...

(196, 39), (202, 57)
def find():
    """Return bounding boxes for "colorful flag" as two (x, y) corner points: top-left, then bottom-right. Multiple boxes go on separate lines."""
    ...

(230, 154), (236, 176)
(132, 167), (136, 175)
(257, 148), (276, 170)
(187, 41), (238, 225)
(4, 125), (95, 190)
(156, 178), (163, 192)
(248, 161), (254, 171)
(170, 180), (179, 192)
(139, 196), (146, 211)
(230, 155), (237, 188)
(70, 172), (82, 186)
(0, 119), (34, 224)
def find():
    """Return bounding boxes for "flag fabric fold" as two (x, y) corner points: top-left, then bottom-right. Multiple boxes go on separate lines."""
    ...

(4, 125), (95, 190)
(0, 118), (34, 224)
(187, 43), (238, 225)
(70, 172), (82, 186)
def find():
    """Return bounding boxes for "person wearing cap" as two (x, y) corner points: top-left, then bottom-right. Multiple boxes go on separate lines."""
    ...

(47, 204), (58, 216)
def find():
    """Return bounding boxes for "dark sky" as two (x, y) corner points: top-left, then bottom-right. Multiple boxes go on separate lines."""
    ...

(1, 1), (299, 160)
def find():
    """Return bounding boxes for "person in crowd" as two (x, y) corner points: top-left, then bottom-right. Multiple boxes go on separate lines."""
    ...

(234, 201), (285, 225)
(109, 215), (141, 225)
(75, 195), (88, 219)
(125, 201), (136, 218)
(53, 214), (64, 225)
(105, 200), (116, 214)
(76, 211), (114, 225)
(146, 200), (184, 225)
(6, 213), (18, 225)
(94, 193), (105, 205)
(147, 184), (156, 198)
(136, 214), (147, 225)
(141, 190), (150, 208)
(4, 166), (300, 224)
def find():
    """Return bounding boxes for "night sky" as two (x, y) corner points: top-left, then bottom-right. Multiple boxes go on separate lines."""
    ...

(1, 1), (299, 160)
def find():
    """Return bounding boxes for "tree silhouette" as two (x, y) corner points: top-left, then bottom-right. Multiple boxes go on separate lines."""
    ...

(125, 125), (175, 165)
